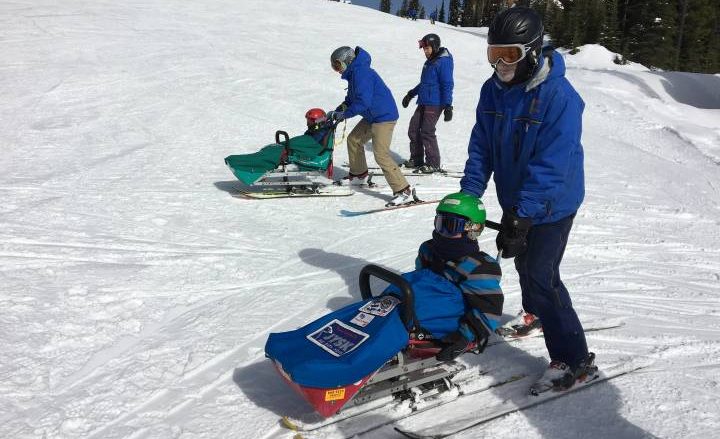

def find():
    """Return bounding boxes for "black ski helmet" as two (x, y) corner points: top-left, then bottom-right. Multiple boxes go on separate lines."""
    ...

(420, 33), (441, 54)
(488, 7), (543, 66)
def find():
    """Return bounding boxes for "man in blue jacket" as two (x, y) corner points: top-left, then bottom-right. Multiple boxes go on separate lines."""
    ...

(460, 7), (595, 394)
(329, 46), (415, 206)
(402, 34), (454, 174)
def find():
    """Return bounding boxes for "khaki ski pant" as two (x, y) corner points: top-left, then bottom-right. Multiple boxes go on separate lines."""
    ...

(346, 120), (409, 193)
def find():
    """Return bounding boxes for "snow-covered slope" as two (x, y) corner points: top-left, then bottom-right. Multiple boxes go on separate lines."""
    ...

(1, 1), (719, 438)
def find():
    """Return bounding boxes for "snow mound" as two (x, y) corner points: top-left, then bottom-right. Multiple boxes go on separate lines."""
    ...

(561, 44), (645, 71)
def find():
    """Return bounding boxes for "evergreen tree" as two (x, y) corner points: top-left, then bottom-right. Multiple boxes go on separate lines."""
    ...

(482, 0), (508, 26)
(677, 0), (719, 72)
(420, 5), (427, 19)
(600, 0), (622, 53)
(439, 0), (447, 22)
(449, 0), (461, 25)
(409, 0), (421, 15)
(624, 0), (677, 69)
(380, 0), (392, 14)
(520, 0), (719, 73)
(398, 0), (409, 16)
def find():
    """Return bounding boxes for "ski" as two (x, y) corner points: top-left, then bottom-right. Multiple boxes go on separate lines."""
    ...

(489, 319), (625, 347)
(233, 186), (354, 199)
(394, 362), (645, 439)
(280, 371), (527, 438)
(340, 199), (441, 217)
(341, 164), (464, 178)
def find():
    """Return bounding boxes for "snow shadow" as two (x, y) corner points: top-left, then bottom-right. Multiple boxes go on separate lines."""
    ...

(481, 341), (654, 438)
(298, 248), (384, 309)
(650, 71), (720, 109)
(599, 70), (663, 100)
(408, 339), (657, 439)
(213, 180), (241, 194)
(232, 360), (310, 419)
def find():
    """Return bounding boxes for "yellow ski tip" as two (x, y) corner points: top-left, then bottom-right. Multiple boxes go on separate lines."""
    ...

(281, 416), (299, 431)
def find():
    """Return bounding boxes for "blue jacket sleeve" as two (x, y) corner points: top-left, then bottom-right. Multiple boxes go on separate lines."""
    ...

(439, 58), (454, 107)
(343, 71), (374, 119)
(516, 87), (583, 219)
(460, 89), (493, 197)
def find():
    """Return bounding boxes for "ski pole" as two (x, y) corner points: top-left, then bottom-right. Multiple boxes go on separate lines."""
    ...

(485, 219), (501, 231)
(484, 219), (502, 262)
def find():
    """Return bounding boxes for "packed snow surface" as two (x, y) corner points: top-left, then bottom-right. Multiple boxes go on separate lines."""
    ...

(2, 1), (719, 438)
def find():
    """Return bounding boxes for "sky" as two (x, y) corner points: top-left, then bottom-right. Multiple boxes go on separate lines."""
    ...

(2, 0), (720, 438)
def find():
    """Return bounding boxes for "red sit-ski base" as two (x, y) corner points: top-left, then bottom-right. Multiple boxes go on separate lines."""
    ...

(271, 360), (374, 418)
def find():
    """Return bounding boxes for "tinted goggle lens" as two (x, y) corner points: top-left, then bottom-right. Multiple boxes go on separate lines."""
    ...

(487, 44), (526, 65)
(434, 214), (468, 237)
(331, 59), (343, 72)
(418, 39), (427, 49)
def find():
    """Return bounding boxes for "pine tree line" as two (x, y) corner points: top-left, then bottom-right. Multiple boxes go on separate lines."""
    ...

(378, 0), (719, 73)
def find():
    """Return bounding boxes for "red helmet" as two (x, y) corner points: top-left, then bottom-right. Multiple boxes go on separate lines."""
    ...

(305, 108), (327, 126)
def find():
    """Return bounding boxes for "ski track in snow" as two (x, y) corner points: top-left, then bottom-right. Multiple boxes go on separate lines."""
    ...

(2, 1), (719, 438)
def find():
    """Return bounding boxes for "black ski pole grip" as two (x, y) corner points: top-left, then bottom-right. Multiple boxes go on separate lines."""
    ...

(359, 264), (414, 329)
(486, 220), (501, 231)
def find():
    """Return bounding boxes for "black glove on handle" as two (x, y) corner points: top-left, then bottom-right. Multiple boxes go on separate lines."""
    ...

(443, 105), (453, 122)
(496, 211), (532, 259)
(401, 90), (416, 108)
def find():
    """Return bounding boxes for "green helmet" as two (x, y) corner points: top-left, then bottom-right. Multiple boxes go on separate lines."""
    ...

(437, 192), (486, 223)
(436, 193), (486, 240)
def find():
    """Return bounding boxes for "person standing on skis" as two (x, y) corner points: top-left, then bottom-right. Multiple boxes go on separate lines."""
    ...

(401, 33), (454, 174)
(460, 7), (594, 394)
(328, 46), (416, 206)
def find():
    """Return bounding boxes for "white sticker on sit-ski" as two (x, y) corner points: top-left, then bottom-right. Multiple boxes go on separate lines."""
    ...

(350, 312), (375, 327)
(359, 296), (400, 317)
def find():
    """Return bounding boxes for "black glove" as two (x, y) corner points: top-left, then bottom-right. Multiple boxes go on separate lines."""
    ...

(335, 103), (347, 112)
(496, 211), (533, 258)
(435, 331), (470, 362)
(327, 110), (345, 122)
(401, 90), (416, 108)
(443, 105), (453, 122)
(436, 312), (490, 361)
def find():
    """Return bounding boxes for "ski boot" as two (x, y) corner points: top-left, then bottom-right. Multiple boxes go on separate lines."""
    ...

(386, 186), (418, 207)
(530, 352), (598, 395)
(496, 309), (542, 338)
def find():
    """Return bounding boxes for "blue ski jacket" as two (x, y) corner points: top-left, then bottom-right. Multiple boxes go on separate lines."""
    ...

(410, 48), (454, 107)
(412, 240), (503, 340)
(341, 47), (399, 123)
(460, 50), (585, 225)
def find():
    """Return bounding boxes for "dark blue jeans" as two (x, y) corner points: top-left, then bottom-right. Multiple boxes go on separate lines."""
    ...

(514, 214), (588, 369)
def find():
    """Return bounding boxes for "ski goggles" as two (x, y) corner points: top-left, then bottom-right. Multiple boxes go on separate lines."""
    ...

(331, 59), (345, 73)
(434, 213), (483, 239)
(486, 35), (541, 66)
(487, 43), (531, 66)
(418, 39), (428, 49)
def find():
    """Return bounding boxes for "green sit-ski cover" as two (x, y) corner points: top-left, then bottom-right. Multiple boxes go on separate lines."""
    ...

(224, 133), (333, 185)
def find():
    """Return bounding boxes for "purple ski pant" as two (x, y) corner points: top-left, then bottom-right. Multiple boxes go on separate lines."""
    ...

(407, 105), (442, 168)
